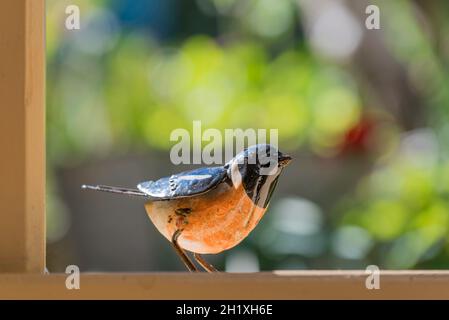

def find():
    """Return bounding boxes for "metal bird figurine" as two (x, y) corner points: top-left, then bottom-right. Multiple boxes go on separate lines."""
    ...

(82, 144), (292, 272)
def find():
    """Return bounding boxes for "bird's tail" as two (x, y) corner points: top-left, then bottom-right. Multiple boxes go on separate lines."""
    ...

(81, 184), (147, 197)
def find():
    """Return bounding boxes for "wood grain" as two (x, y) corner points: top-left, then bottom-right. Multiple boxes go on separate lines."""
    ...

(0, 0), (45, 272)
(0, 271), (448, 299)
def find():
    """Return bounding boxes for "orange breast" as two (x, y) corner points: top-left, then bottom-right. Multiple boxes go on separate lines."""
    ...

(144, 182), (266, 254)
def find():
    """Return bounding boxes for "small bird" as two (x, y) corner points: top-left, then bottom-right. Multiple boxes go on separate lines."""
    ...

(82, 144), (291, 272)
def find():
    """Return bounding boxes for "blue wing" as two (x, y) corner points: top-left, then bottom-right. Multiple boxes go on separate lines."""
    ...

(137, 166), (228, 200)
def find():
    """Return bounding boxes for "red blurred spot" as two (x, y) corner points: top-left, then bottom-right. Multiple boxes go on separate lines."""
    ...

(340, 118), (375, 154)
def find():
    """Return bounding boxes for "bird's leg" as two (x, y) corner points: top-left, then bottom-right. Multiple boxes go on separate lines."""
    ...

(171, 229), (197, 272)
(194, 253), (219, 273)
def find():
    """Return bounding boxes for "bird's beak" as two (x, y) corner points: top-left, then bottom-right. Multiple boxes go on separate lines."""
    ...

(278, 154), (292, 167)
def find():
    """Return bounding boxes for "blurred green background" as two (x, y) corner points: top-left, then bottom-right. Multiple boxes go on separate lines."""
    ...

(46, 0), (449, 271)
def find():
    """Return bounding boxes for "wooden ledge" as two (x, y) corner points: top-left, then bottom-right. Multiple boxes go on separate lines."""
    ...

(0, 271), (448, 299)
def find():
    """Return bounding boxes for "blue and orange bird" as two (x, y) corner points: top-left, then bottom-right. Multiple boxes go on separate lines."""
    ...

(82, 144), (291, 272)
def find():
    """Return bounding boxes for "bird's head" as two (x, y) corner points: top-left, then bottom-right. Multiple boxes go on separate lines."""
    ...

(225, 144), (292, 207)
(227, 144), (292, 175)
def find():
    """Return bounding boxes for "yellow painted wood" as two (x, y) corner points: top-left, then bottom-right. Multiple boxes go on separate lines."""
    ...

(0, 0), (45, 272)
(0, 271), (448, 299)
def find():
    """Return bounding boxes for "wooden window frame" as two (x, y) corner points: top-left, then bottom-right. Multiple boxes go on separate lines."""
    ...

(0, 0), (448, 299)
(0, 0), (45, 273)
